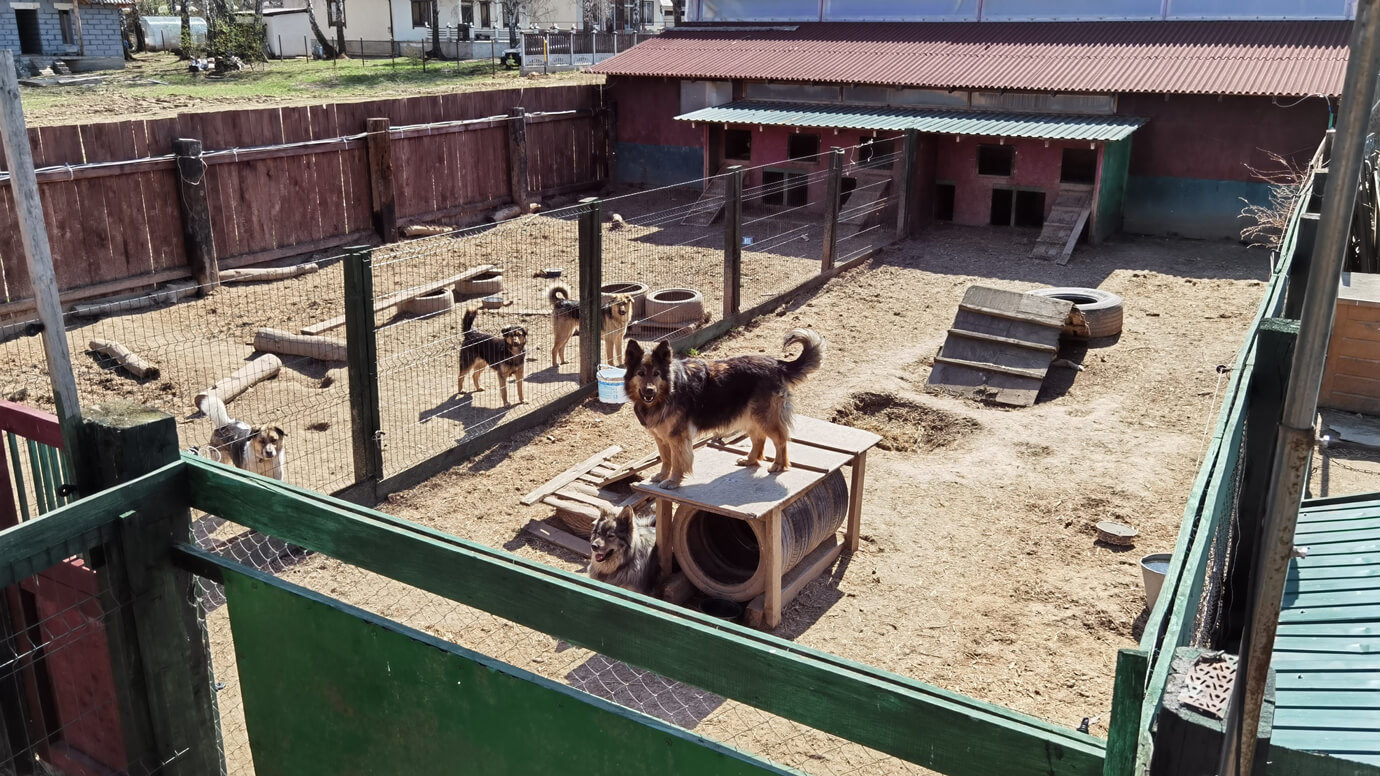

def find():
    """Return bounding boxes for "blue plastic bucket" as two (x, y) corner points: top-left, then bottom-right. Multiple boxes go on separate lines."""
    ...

(597, 365), (626, 405)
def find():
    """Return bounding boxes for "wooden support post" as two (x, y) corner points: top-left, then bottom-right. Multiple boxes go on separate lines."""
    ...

(763, 506), (783, 629)
(844, 450), (866, 553)
(577, 197), (603, 385)
(365, 118), (396, 244)
(596, 101), (616, 183)
(1221, 318), (1298, 649)
(507, 107), (530, 211)
(1103, 648), (1149, 776)
(172, 138), (220, 294)
(343, 249), (384, 497)
(821, 148), (844, 273)
(657, 499), (674, 579)
(0, 51), (82, 462)
(894, 129), (918, 242)
(77, 403), (223, 776)
(723, 165), (743, 320)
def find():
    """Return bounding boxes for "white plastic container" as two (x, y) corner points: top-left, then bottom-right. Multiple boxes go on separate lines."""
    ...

(1140, 553), (1172, 611)
(597, 365), (626, 405)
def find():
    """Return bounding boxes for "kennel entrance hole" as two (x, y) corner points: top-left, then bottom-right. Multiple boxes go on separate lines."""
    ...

(672, 470), (849, 602)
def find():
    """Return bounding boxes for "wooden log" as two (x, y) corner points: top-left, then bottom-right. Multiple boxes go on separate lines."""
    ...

(253, 328), (347, 362)
(194, 353), (282, 408)
(70, 281), (197, 318)
(492, 204), (523, 222)
(401, 224), (454, 237)
(301, 263), (496, 336)
(89, 339), (161, 380)
(173, 138), (220, 294)
(219, 263), (320, 284)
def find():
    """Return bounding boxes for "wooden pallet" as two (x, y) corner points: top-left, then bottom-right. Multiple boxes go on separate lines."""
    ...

(925, 286), (1073, 407)
(1032, 186), (1092, 264)
(681, 173), (727, 227)
(520, 445), (651, 539)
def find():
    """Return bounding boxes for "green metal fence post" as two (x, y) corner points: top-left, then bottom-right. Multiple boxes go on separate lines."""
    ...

(344, 248), (384, 502)
(77, 403), (223, 776)
(578, 197), (603, 384)
(723, 165), (743, 320)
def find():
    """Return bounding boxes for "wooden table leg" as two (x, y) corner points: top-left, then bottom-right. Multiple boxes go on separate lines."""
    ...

(845, 451), (867, 553)
(656, 498), (674, 578)
(764, 507), (783, 629)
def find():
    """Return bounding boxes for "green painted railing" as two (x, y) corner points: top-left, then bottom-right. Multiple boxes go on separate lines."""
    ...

(0, 400), (73, 528)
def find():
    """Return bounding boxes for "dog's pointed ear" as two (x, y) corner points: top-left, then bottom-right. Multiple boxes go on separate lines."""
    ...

(616, 506), (635, 524)
(274, 427), (286, 437)
(652, 340), (672, 363)
(624, 339), (644, 368)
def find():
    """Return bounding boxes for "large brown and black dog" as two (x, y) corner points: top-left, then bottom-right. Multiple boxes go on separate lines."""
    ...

(546, 282), (634, 368)
(457, 305), (528, 405)
(624, 329), (824, 489)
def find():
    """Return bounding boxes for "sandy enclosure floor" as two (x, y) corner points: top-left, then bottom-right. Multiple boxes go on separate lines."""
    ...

(196, 225), (1271, 775)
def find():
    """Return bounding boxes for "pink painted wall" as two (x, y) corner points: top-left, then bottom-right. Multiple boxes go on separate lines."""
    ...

(935, 135), (1095, 226)
(607, 76), (702, 147)
(709, 124), (901, 210)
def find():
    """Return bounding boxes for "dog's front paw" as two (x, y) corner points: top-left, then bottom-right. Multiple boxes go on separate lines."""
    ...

(769, 462), (790, 474)
(659, 479), (681, 490)
(736, 457), (762, 467)
(649, 470), (668, 483)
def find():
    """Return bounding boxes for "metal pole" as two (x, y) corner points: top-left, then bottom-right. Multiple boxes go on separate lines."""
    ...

(277, 34), (282, 58)
(1218, 2), (1380, 775)
(361, 37), (365, 65)
(0, 51), (83, 465)
(490, 35), (495, 76)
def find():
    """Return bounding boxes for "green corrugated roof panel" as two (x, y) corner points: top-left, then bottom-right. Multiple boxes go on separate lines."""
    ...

(675, 100), (1145, 142)
(1273, 494), (1380, 770)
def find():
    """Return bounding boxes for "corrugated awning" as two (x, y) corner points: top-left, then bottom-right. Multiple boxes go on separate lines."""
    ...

(676, 101), (1145, 142)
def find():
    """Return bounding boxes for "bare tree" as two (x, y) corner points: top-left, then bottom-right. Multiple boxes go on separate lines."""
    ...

(1239, 150), (1308, 249)
(303, 0), (339, 57)
(499, 0), (555, 42)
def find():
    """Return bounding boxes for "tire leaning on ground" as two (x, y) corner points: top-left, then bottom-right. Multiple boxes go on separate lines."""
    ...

(455, 270), (505, 296)
(400, 287), (456, 316)
(1029, 287), (1124, 340)
(644, 288), (705, 328)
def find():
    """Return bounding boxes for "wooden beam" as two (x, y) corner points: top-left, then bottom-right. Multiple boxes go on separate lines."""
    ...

(932, 355), (1048, 381)
(0, 400), (64, 448)
(0, 51), (82, 462)
(895, 128), (918, 241)
(845, 451), (867, 553)
(723, 165), (743, 319)
(821, 148), (843, 272)
(343, 250), (384, 496)
(578, 197), (602, 385)
(1103, 648), (1149, 776)
(507, 107), (529, 210)
(172, 138), (220, 294)
(366, 117), (397, 244)
(520, 445), (623, 505)
(522, 519), (592, 557)
(181, 459), (1105, 776)
(946, 328), (1059, 353)
(746, 534), (842, 629)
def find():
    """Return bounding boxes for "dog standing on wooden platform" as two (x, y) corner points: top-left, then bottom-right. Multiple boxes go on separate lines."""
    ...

(194, 394), (287, 481)
(546, 282), (634, 368)
(589, 505), (659, 596)
(458, 305), (528, 405)
(624, 329), (825, 489)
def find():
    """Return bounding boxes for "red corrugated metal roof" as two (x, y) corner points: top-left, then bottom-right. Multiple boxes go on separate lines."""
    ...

(589, 21), (1351, 97)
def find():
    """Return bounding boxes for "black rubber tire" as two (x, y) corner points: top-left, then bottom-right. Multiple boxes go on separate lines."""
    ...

(1029, 286), (1124, 340)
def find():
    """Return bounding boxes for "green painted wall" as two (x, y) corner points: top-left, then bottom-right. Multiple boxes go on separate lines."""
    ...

(222, 568), (797, 776)
(1095, 136), (1132, 242)
(1123, 176), (1272, 240)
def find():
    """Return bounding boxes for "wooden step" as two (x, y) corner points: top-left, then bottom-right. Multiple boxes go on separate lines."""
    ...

(946, 328), (1058, 353)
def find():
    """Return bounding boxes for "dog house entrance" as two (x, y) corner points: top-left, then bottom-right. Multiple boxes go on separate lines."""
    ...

(15, 10), (41, 54)
(935, 183), (955, 221)
(990, 188), (1045, 227)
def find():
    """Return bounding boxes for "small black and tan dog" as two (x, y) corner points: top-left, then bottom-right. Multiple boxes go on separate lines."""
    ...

(624, 329), (824, 489)
(588, 505), (659, 596)
(457, 305), (528, 405)
(546, 282), (634, 368)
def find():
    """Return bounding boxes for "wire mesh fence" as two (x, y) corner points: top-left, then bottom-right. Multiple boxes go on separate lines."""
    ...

(191, 518), (933, 776)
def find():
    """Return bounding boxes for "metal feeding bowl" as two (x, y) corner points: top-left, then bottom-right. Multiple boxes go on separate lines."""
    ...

(481, 294), (504, 309)
(1096, 521), (1138, 547)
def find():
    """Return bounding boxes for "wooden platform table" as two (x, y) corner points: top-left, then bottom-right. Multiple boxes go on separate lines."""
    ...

(632, 415), (880, 629)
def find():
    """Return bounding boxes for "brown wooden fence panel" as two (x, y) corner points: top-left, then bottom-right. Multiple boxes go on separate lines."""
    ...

(0, 188), (29, 303)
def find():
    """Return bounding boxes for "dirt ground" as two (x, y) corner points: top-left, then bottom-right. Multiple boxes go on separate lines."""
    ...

(202, 225), (1272, 775)
(19, 52), (600, 127)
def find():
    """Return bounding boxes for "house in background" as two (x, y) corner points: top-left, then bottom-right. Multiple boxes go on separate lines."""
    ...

(1, 0), (129, 71)
(590, 0), (1348, 241)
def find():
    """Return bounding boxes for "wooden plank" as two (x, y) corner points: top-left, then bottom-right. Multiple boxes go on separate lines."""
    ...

(656, 497), (673, 579)
(1266, 743), (1380, 776)
(302, 264), (496, 335)
(522, 519), (591, 557)
(1274, 690), (1380, 709)
(928, 361), (1043, 407)
(0, 400), (63, 447)
(1103, 648), (1149, 776)
(932, 355), (1049, 380)
(366, 117), (397, 243)
(958, 302), (1070, 329)
(542, 494), (601, 523)
(1275, 636), (1380, 653)
(946, 328), (1059, 353)
(218, 563), (794, 775)
(712, 438), (853, 474)
(762, 507), (784, 629)
(846, 451), (866, 553)
(745, 534), (842, 628)
(1055, 206), (1091, 266)
(788, 416), (881, 456)
(519, 445), (622, 505)
(631, 446), (826, 521)
(182, 459), (1107, 776)
(1271, 653), (1380, 671)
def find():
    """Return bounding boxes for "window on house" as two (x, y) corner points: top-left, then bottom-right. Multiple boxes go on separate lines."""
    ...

(762, 170), (808, 208)
(461, 1), (474, 24)
(480, 1), (492, 27)
(787, 133), (820, 162)
(411, 0), (430, 27)
(1061, 147), (1098, 184)
(58, 10), (74, 45)
(977, 145), (1014, 177)
(724, 129), (751, 161)
(641, 0), (654, 25)
(857, 136), (894, 169)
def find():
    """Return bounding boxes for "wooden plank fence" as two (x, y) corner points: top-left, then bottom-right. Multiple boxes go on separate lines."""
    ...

(0, 84), (610, 317)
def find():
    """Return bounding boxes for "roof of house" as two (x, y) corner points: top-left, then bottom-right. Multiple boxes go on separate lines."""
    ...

(676, 100), (1145, 141)
(589, 21), (1351, 97)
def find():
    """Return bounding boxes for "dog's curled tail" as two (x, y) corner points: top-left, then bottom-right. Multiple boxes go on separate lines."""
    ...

(461, 305), (480, 333)
(546, 282), (572, 306)
(781, 329), (825, 384)
(197, 393), (233, 430)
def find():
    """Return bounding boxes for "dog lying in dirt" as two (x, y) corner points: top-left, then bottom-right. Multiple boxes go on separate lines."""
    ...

(546, 282), (634, 368)
(588, 505), (659, 596)
(194, 394), (287, 481)
(623, 328), (824, 489)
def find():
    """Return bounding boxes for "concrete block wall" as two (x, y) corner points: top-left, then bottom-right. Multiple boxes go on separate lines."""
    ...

(75, 5), (124, 57)
(0, 0), (124, 59)
(0, 0), (22, 53)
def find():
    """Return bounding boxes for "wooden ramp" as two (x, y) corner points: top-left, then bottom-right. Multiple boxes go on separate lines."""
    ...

(1032, 186), (1093, 265)
(925, 286), (1073, 407)
(682, 173), (727, 227)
